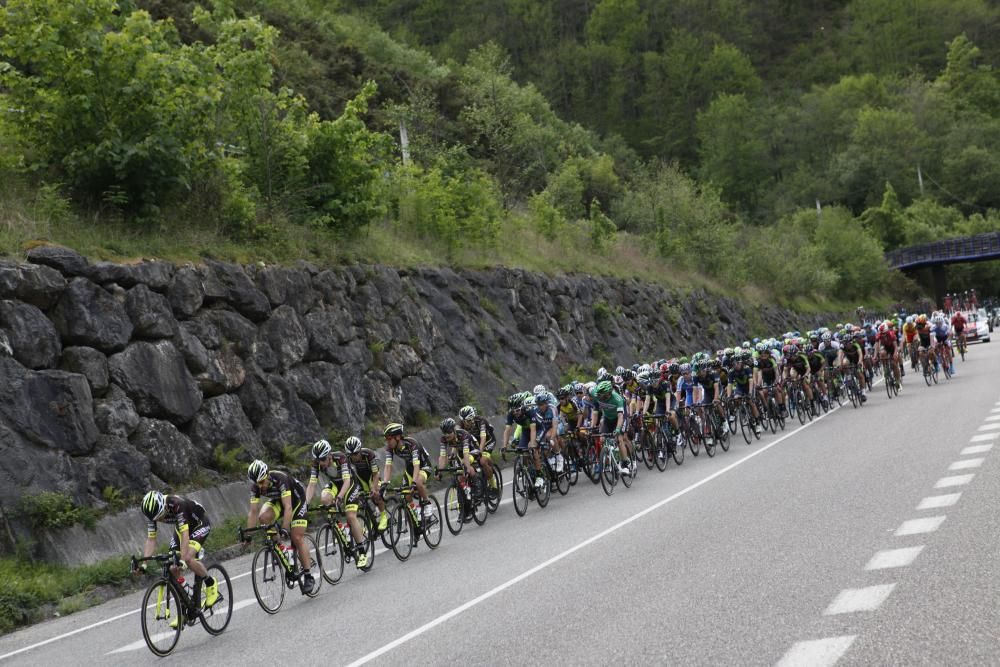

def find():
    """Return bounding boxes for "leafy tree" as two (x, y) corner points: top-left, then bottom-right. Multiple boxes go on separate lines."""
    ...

(859, 182), (906, 250)
(697, 94), (770, 215)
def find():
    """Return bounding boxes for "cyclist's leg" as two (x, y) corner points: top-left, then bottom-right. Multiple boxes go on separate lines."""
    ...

(290, 502), (311, 571)
(345, 482), (365, 543)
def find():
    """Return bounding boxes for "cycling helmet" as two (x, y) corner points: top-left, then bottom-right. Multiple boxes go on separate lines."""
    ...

(247, 459), (268, 483)
(933, 315), (944, 325)
(344, 436), (362, 454)
(679, 363), (691, 374)
(638, 364), (651, 374)
(804, 343), (815, 354)
(854, 331), (865, 340)
(905, 315), (914, 324)
(596, 380), (614, 396)
(458, 405), (476, 421)
(631, 363), (640, 371)
(584, 381), (596, 391)
(535, 391), (553, 405)
(522, 394), (537, 409)
(312, 439), (333, 460)
(532, 384), (547, 394)
(572, 381), (585, 393)
(741, 341), (751, 349)
(614, 366), (626, 376)
(752, 337), (761, 345)
(507, 393), (524, 409)
(755, 342), (767, 352)
(821, 332), (832, 342)
(622, 369), (635, 381)
(440, 418), (457, 434)
(668, 362), (680, 374)
(596, 367), (610, 381)
(141, 490), (165, 521)
(383, 422), (405, 437)
(637, 370), (651, 383)
(555, 386), (571, 400)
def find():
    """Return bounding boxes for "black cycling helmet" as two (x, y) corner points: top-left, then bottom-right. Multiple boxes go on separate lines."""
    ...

(383, 422), (404, 437)
(440, 418), (456, 434)
(458, 405), (476, 421)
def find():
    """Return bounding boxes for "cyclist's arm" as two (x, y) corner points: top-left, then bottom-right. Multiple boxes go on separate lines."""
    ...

(336, 472), (350, 504)
(280, 491), (293, 532)
(247, 498), (260, 530)
(529, 421), (537, 447)
(305, 467), (318, 505)
(177, 523), (190, 553)
(142, 521), (157, 558)
(382, 451), (393, 484)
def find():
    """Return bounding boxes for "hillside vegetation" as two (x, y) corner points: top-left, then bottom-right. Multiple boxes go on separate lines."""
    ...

(2, 0), (1000, 298)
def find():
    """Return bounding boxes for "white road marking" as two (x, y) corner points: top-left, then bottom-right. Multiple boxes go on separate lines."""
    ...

(960, 444), (993, 455)
(106, 599), (258, 655)
(935, 474), (974, 488)
(916, 493), (961, 510)
(823, 584), (896, 615)
(776, 636), (857, 667)
(991, 407), (1000, 413)
(976, 423), (1000, 431)
(984, 414), (1000, 422)
(865, 546), (924, 571)
(343, 400), (849, 667)
(970, 433), (999, 442)
(949, 458), (984, 470)
(895, 516), (946, 536)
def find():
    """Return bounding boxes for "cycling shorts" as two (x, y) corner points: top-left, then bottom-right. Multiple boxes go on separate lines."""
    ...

(260, 498), (309, 529)
(170, 523), (211, 556)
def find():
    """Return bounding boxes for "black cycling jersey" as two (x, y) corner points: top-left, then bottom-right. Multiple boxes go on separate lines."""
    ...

(348, 448), (380, 482)
(311, 451), (350, 486)
(807, 352), (825, 374)
(251, 470), (306, 507)
(385, 436), (431, 472)
(463, 415), (497, 450)
(147, 495), (209, 539)
(440, 428), (478, 461)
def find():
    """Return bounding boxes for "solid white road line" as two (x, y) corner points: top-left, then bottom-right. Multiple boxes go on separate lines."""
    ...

(106, 599), (259, 655)
(823, 584), (896, 615)
(969, 433), (999, 442)
(983, 414), (1000, 421)
(960, 444), (993, 455)
(934, 474), (973, 488)
(895, 516), (946, 536)
(344, 401), (848, 667)
(916, 493), (961, 510)
(990, 407), (1000, 413)
(976, 423), (1000, 431)
(949, 458), (984, 470)
(864, 546), (924, 571)
(776, 636), (857, 667)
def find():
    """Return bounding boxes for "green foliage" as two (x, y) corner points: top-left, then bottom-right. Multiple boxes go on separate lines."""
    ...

(593, 300), (613, 327)
(19, 492), (97, 531)
(100, 486), (127, 512)
(559, 363), (590, 387)
(213, 444), (246, 476)
(588, 199), (617, 251)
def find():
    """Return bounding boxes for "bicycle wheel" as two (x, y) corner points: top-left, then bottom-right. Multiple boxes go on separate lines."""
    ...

(726, 403), (737, 434)
(444, 483), (464, 536)
(713, 412), (730, 452)
(566, 449), (580, 486)
(422, 495), (443, 548)
(620, 456), (634, 488)
(671, 430), (685, 465)
(772, 398), (786, 430)
(512, 462), (530, 517)
(795, 390), (807, 425)
(486, 467), (502, 513)
(555, 467), (570, 495)
(251, 547), (285, 614)
(200, 563), (233, 636)
(687, 421), (701, 456)
(471, 488), (488, 525)
(316, 524), (345, 585)
(738, 403), (752, 444)
(703, 416), (716, 458)
(884, 363), (893, 398)
(654, 430), (669, 471)
(600, 445), (617, 496)
(535, 469), (550, 508)
(641, 430), (655, 470)
(389, 504), (413, 561)
(356, 512), (376, 572)
(294, 534), (322, 598)
(140, 580), (182, 657)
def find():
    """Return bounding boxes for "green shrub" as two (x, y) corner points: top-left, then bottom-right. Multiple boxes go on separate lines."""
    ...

(593, 300), (612, 326)
(19, 492), (96, 530)
(213, 444), (246, 476)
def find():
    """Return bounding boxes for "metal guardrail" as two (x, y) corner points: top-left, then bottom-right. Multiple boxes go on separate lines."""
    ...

(886, 232), (1000, 270)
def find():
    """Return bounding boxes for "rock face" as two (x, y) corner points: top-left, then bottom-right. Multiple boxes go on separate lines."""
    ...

(0, 249), (840, 536)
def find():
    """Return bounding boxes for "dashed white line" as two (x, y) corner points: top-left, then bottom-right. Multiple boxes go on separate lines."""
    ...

(984, 414), (1000, 422)
(776, 636), (857, 667)
(960, 444), (992, 455)
(935, 474), (974, 488)
(991, 407), (1000, 413)
(969, 433), (999, 442)
(949, 458), (984, 470)
(916, 493), (961, 510)
(976, 423), (1000, 431)
(895, 516), (946, 536)
(865, 546), (924, 571)
(823, 584), (896, 615)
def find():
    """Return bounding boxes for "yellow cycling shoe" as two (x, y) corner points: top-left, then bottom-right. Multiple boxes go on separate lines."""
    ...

(377, 511), (388, 532)
(356, 553), (369, 569)
(203, 580), (219, 608)
(166, 608), (179, 629)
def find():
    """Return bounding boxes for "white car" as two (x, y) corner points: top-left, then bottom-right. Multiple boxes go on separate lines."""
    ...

(963, 311), (990, 344)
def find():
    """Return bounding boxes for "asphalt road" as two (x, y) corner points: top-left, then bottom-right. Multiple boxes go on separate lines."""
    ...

(2, 343), (999, 666)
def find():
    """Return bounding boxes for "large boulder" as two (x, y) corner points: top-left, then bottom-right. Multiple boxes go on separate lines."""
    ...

(167, 266), (204, 319)
(304, 306), (356, 360)
(286, 361), (367, 432)
(84, 435), (152, 497)
(0, 261), (67, 310)
(174, 324), (209, 373)
(130, 418), (203, 483)
(204, 309), (257, 356)
(60, 346), (109, 397)
(26, 245), (89, 277)
(0, 300), (61, 369)
(259, 305), (308, 371)
(50, 277), (133, 352)
(0, 357), (98, 455)
(181, 317), (220, 350)
(125, 284), (176, 339)
(0, 424), (89, 509)
(196, 346), (246, 396)
(254, 373), (323, 452)
(255, 266), (319, 315)
(94, 384), (141, 437)
(108, 341), (202, 424)
(188, 394), (264, 461)
(202, 260), (271, 322)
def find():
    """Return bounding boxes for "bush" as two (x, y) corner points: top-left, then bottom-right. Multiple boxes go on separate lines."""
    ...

(19, 492), (96, 531)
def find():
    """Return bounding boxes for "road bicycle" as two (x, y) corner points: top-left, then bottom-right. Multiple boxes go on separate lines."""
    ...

(881, 355), (900, 399)
(384, 483), (442, 561)
(310, 503), (375, 585)
(130, 550), (233, 657)
(956, 332), (967, 361)
(786, 377), (813, 425)
(731, 393), (761, 445)
(239, 523), (322, 614)
(644, 413), (675, 470)
(841, 366), (865, 407)
(936, 343), (952, 380)
(674, 406), (703, 457)
(504, 446), (550, 516)
(597, 431), (634, 496)
(440, 464), (489, 535)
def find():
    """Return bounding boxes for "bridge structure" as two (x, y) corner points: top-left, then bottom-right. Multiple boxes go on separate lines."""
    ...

(885, 231), (1000, 304)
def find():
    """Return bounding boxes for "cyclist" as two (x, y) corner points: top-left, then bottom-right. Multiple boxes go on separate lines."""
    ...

(244, 460), (315, 594)
(458, 405), (498, 494)
(437, 417), (478, 482)
(643, 369), (681, 441)
(874, 321), (901, 388)
(932, 314), (954, 374)
(307, 440), (368, 564)
(590, 379), (632, 476)
(914, 314), (933, 372)
(502, 391), (532, 451)
(692, 358), (723, 445)
(727, 351), (761, 436)
(343, 437), (389, 530)
(753, 344), (786, 415)
(136, 491), (218, 616)
(902, 316), (918, 369)
(784, 343), (815, 405)
(382, 422), (435, 522)
(532, 390), (563, 475)
(951, 310), (967, 354)
(837, 333), (868, 403)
